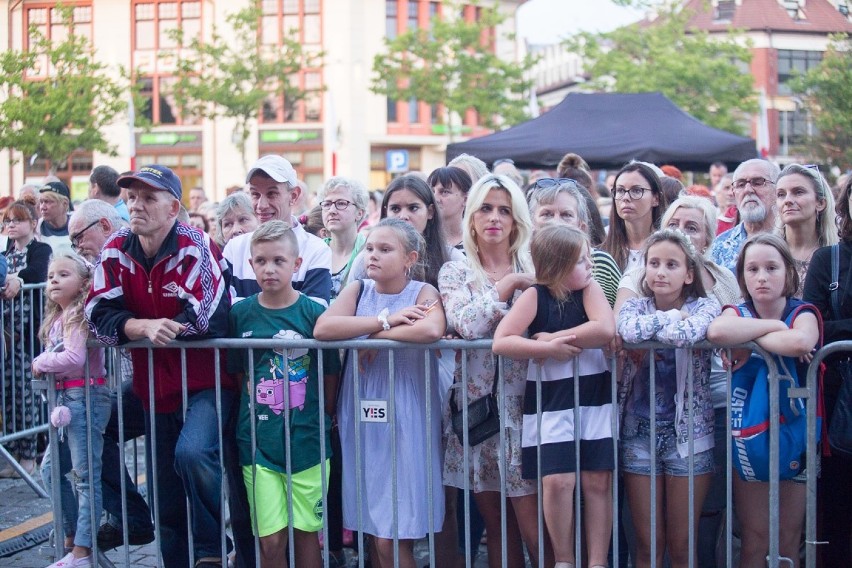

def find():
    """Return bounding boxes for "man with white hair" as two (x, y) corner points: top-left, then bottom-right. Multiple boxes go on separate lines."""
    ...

(710, 158), (781, 273)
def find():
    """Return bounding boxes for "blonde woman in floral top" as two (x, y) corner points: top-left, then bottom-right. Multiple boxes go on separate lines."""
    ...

(439, 174), (554, 568)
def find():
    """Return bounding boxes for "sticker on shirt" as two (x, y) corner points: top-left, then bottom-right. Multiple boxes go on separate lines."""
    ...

(255, 330), (310, 414)
(360, 400), (388, 423)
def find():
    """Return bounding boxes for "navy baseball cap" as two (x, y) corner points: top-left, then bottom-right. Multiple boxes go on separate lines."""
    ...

(117, 164), (182, 200)
(39, 181), (74, 211)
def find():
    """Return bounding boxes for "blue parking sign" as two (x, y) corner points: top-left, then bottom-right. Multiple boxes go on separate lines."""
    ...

(386, 150), (409, 173)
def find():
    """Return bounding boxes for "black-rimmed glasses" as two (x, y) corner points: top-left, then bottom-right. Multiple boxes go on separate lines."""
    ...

(614, 186), (649, 200)
(319, 199), (355, 211)
(70, 220), (99, 250)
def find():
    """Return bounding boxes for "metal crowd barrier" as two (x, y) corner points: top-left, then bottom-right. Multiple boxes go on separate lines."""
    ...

(28, 337), (824, 568)
(0, 283), (48, 494)
(804, 340), (852, 568)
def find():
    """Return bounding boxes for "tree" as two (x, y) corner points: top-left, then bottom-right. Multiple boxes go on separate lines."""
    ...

(169, 0), (323, 170)
(0, 5), (131, 175)
(565, 4), (756, 135)
(790, 34), (852, 170)
(370, 1), (536, 139)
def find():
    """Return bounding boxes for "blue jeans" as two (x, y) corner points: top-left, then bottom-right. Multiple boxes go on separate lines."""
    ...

(41, 385), (112, 549)
(101, 381), (153, 533)
(145, 389), (233, 568)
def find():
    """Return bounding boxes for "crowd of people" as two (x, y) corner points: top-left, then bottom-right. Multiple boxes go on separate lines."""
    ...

(0, 153), (850, 568)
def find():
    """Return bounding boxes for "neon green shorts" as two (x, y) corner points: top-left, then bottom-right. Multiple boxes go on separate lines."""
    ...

(242, 461), (329, 537)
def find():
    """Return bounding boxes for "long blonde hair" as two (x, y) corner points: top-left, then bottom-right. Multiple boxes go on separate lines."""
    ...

(38, 253), (93, 346)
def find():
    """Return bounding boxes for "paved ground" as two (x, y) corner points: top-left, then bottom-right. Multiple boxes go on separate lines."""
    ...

(0, 467), (491, 568)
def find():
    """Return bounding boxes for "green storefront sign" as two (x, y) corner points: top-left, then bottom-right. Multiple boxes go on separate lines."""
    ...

(260, 130), (321, 143)
(138, 132), (200, 146)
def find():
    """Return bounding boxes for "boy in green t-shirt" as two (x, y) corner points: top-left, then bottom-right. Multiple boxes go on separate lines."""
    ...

(228, 220), (340, 568)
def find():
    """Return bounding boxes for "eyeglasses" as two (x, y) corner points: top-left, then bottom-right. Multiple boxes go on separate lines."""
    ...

(70, 220), (99, 249)
(319, 199), (355, 211)
(614, 186), (649, 200)
(533, 177), (579, 191)
(732, 177), (774, 191)
(2, 219), (30, 227)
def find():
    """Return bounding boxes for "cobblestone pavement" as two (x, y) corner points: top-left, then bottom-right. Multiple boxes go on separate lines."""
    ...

(1, 473), (492, 567)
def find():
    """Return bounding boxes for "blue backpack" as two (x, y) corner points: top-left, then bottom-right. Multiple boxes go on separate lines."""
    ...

(728, 300), (822, 482)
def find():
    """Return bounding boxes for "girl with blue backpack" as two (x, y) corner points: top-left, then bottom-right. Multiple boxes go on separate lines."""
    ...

(707, 233), (821, 568)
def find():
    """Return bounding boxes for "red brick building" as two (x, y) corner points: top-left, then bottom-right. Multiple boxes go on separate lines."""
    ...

(684, 0), (852, 162)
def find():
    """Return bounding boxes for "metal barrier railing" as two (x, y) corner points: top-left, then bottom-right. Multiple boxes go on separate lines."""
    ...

(1, 283), (48, 494)
(26, 336), (823, 568)
(804, 340), (852, 568)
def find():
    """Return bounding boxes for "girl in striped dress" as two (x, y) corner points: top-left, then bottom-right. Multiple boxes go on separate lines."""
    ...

(494, 225), (616, 568)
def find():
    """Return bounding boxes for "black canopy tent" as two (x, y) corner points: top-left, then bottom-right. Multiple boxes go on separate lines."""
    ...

(446, 92), (758, 172)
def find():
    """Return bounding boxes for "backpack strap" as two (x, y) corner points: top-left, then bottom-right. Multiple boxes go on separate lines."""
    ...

(830, 244), (842, 320)
(724, 303), (755, 319)
(785, 301), (824, 350)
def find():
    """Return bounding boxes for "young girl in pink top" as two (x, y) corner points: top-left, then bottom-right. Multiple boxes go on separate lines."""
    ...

(33, 253), (109, 568)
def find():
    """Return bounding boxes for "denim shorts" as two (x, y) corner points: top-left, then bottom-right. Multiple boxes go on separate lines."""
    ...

(621, 416), (714, 477)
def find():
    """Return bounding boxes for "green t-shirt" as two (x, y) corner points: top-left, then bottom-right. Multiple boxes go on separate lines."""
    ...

(228, 293), (340, 474)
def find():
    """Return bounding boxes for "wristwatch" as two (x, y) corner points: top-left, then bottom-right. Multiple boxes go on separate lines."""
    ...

(377, 308), (391, 331)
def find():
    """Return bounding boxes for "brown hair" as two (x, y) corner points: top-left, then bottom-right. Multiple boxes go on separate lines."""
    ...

(735, 233), (799, 302)
(838, 175), (852, 243)
(601, 162), (669, 271)
(639, 228), (707, 301)
(3, 200), (37, 223)
(531, 224), (588, 301)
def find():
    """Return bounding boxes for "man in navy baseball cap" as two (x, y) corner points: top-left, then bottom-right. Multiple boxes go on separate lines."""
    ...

(117, 164), (182, 201)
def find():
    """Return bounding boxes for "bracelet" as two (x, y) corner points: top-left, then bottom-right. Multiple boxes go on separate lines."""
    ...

(377, 308), (391, 331)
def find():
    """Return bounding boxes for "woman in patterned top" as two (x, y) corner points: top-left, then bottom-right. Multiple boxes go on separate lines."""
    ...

(0, 201), (51, 478)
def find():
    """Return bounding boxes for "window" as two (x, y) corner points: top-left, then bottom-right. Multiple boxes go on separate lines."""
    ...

(713, 0), (736, 21)
(25, 150), (93, 186)
(132, 1), (201, 124)
(259, 0), (324, 123)
(779, 108), (815, 151)
(386, 0), (398, 38)
(25, 3), (92, 77)
(384, 1), (451, 129)
(777, 50), (822, 95)
(407, 0), (419, 30)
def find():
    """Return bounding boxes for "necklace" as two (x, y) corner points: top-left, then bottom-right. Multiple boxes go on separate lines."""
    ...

(485, 262), (513, 282)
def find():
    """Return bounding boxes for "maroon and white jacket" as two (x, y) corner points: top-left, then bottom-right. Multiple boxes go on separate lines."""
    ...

(85, 221), (237, 412)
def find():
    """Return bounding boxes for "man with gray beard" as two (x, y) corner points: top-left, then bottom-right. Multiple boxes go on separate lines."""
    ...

(710, 158), (780, 273)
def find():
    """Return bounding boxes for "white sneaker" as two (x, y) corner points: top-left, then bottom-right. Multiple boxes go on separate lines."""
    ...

(45, 552), (93, 568)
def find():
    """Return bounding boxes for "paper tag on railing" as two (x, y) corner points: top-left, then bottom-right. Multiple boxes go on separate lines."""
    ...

(360, 400), (388, 423)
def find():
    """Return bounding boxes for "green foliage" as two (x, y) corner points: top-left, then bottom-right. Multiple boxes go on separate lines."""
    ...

(790, 34), (852, 170)
(565, 4), (756, 134)
(168, 0), (323, 168)
(0, 4), (132, 174)
(370, 1), (535, 137)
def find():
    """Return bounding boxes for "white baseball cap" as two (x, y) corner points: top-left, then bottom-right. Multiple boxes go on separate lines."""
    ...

(246, 155), (298, 186)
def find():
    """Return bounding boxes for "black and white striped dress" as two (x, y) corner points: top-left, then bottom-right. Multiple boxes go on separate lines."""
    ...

(521, 285), (615, 478)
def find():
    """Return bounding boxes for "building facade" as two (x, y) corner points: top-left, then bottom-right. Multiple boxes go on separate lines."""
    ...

(0, 0), (523, 201)
(684, 0), (852, 164)
(528, 0), (852, 167)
